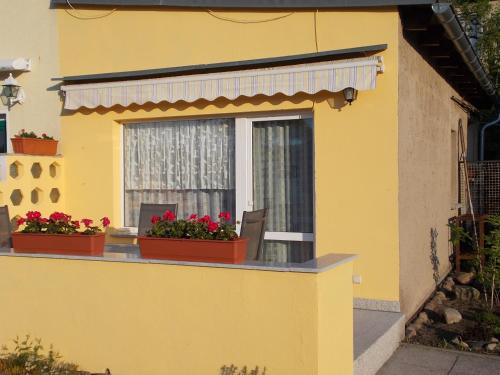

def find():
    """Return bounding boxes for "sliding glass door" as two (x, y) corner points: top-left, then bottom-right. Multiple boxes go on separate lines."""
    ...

(124, 113), (314, 262)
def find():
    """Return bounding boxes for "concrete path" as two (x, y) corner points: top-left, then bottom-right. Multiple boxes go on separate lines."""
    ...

(377, 344), (500, 375)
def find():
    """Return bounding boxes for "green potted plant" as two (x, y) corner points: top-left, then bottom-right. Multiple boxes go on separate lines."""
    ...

(138, 211), (248, 264)
(12, 211), (110, 256)
(11, 129), (58, 156)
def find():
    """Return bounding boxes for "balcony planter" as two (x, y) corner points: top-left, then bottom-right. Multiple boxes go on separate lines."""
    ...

(11, 138), (58, 156)
(138, 236), (248, 264)
(12, 232), (105, 256)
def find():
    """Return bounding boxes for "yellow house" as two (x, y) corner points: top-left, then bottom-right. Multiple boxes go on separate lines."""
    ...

(0, 1), (495, 374)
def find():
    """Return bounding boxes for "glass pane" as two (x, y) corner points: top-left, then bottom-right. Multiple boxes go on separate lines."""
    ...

(124, 118), (235, 226)
(262, 241), (313, 263)
(0, 115), (6, 154)
(252, 118), (314, 233)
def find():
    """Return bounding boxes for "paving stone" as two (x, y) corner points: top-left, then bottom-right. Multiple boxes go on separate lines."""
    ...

(449, 354), (500, 375)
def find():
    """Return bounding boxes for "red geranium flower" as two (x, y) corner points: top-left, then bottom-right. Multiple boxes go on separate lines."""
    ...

(151, 215), (161, 224)
(218, 211), (231, 221)
(81, 218), (93, 227)
(16, 217), (25, 226)
(188, 214), (198, 220)
(101, 217), (110, 228)
(207, 221), (219, 233)
(26, 211), (42, 221)
(162, 210), (176, 221)
(198, 215), (211, 223)
(72, 220), (81, 229)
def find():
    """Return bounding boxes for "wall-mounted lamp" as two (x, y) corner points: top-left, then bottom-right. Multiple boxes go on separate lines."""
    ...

(1, 73), (25, 107)
(342, 87), (358, 105)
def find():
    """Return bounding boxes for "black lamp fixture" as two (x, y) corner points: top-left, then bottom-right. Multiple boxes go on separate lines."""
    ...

(1, 73), (22, 107)
(342, 87), (358, 105)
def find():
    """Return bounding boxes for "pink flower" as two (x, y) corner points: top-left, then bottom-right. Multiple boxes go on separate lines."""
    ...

(198, 215), (211, 223)
(39, 218), (48, 224)
(72, 220), (81, 229)
(101, 217), (110, 228)
(188, 214), (198, 220)
(49, 212), (68, 222)
(26, 211), (42, 221)
(207, 221), (219, 233)
(218, 211), (231, 221)
(162, 210), (176, 221)
(16, 217), (25, 226)
(151, 215), (161, 224)
(81, 218), (93, 227)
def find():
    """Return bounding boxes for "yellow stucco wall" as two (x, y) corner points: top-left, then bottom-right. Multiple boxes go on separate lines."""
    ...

(398, 27), (467, 318)
(0, 154), (65, 219)
(56, 7), (400, 303)
(0, 0), (61, 149)
(0, 256), (354, 375)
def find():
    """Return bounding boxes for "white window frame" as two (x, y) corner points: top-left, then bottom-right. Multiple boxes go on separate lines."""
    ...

(0, 109), (9, 154)
(120, 111), (315, 249)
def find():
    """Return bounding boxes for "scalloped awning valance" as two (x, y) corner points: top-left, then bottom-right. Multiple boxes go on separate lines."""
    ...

(61, 56), (384, 110)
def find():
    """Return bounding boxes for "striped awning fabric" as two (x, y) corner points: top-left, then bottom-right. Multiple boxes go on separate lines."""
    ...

(61, 56), (384, 110)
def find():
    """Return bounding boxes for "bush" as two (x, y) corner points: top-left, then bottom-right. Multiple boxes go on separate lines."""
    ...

(0, 335), (80, 375)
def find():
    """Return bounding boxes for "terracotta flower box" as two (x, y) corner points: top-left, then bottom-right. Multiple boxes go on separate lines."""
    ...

(11, 138), (58, 156)
(138, 236), (248, 264)
(12, 232), (105, 256)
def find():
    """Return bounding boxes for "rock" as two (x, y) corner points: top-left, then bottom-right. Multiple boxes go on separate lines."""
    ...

(451, 337), (470, 350)
(415, 312), (429, 325)
(441, 277), (455, 292)
(486, 343), (497, 351)
(454, 285), (481, 302)
(471, 341), (487, 351)
(406, 326), (417, 339)
(490, 337), (499, 343)
(435, 291), (447, 300)
(444, 307), (462, 324)
(455, 272), (475, 285)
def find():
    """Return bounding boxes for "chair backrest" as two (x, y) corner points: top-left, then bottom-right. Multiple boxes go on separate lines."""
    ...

(138, 203), (178, 236)
(240, 208), (267, 261)
(0, 205), (12, 249)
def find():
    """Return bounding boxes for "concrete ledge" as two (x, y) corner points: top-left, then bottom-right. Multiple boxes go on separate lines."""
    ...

(354, 297), (401, 312)
(354, 309), (405, 375)
(0, 246), (357, 274)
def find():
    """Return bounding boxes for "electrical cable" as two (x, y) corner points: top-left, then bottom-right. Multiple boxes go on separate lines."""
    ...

(206, 9), (294, 24)
(65, 0), (117, 20)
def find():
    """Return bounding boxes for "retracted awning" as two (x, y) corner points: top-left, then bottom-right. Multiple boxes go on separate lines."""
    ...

(61, 56), (384, 110)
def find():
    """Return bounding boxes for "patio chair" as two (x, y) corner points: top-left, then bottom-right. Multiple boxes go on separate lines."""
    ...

(0, 205), (12, 249)
(138, 203), (178, 236)
(240, 208), (267, 261)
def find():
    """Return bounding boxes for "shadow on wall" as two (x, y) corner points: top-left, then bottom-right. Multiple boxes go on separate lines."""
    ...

(430, 227), (440, 285)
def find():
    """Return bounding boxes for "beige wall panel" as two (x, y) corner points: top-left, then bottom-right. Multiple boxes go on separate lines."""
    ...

(398, 25), (466, 318)
(0, 0), (61, 147)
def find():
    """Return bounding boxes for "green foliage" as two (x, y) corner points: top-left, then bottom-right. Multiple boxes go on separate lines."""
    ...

(0, 335), (80, 375)
(220, 365), (266, 375)
(147, 211), (238, 241)
(474, 310), (500, 335)
(17, 211), (110, 236)
(477, 215), (500, 308)
(453, 0), (500, 96)
(14, 129), (55, 140)
(448, 221), (473, 247)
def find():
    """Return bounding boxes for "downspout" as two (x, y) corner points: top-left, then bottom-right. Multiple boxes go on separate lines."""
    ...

(480, 114), (500, 160)
(432, 3), (495, 97)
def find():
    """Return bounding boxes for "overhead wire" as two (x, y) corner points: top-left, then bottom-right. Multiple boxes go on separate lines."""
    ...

(65, 0), (117, 20)
(205, 9), (294, 24)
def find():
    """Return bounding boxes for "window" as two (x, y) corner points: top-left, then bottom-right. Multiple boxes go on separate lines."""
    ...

(0, 114), (6, 153)
(123, 113), (314, 262)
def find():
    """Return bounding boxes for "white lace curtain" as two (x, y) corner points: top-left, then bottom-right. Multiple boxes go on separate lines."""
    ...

(252, 119), (314, 263)
(124, 118), (235, 226)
